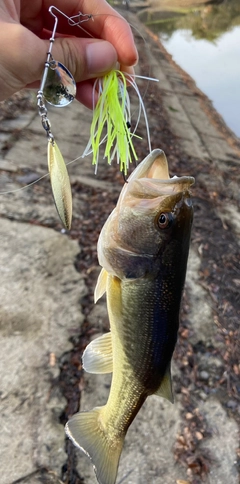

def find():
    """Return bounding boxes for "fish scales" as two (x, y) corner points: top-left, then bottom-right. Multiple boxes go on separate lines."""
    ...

(99, 276), (146, 431)
(66, 149), (194, 484)
(119, 278), (179, 388)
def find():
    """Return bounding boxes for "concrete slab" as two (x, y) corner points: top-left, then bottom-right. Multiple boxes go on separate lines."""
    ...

(162, 92), (190, 123)
(76, 370), (186, 484)
(179, 96), (221, 137)
(29, 102), (92, 141)
(200, 133), (238, 162)
(169, 118), (209, 159)
(201, 399), (239, 484)
(0, 219), (87, 483)
(0, 112), (35, 132)
(0, 182), (62, 227)
(3, 101), (92, 175)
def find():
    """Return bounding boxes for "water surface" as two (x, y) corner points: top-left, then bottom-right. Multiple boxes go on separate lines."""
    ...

(141, 1), (240, 138)
(161, 26), (240, 138)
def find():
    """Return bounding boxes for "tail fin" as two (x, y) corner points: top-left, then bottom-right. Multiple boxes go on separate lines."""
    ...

(65, 407), (124, 484)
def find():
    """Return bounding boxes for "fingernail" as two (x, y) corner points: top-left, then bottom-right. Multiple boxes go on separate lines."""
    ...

(86, 41), (118, 75)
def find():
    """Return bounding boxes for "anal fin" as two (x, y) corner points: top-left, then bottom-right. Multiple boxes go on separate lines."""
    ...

(154, 364), (174, 403)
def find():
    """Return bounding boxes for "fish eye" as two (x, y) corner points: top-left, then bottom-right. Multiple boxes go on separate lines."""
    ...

(157, 212), (173, 229)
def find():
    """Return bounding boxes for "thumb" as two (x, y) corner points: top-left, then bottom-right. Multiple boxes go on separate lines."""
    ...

(48, 36), (118, 82)
(0, 22), (118, 101)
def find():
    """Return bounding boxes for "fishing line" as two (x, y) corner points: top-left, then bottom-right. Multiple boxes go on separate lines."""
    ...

(0, 8), (158, 197)
(118, 469), (134, 483)
(0, 153), (85, 195)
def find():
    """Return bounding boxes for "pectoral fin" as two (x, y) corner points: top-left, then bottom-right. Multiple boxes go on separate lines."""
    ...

(154, 364), (174, 403)
(82, 332), (113, 374)
(94, 268), (108, 303)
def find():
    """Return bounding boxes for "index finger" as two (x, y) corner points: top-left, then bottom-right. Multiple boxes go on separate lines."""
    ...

(42, 0), (138, 66)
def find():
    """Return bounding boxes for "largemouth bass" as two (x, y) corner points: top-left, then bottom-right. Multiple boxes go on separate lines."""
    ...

(66, 149), (194, 484)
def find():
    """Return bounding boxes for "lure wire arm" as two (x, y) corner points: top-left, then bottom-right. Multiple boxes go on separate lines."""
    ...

(37, 5), (93, 140)
(37, 8), (58, 139)
(49, 6), (94, 37)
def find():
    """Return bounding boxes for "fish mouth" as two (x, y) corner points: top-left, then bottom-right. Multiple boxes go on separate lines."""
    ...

(128, 148), (183, 181)
(120, 149), (194, 203)
(105, 147), (194, 223)
(130, 176), (194, 200)
(127, 149), (170, 181)
(125, 174), (194, 208)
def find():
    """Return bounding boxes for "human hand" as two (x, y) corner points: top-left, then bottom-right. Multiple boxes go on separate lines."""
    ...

(0, 0), (138, 107)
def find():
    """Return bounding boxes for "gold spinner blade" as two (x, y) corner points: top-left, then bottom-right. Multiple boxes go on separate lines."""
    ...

(48, 139), (72, 230)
